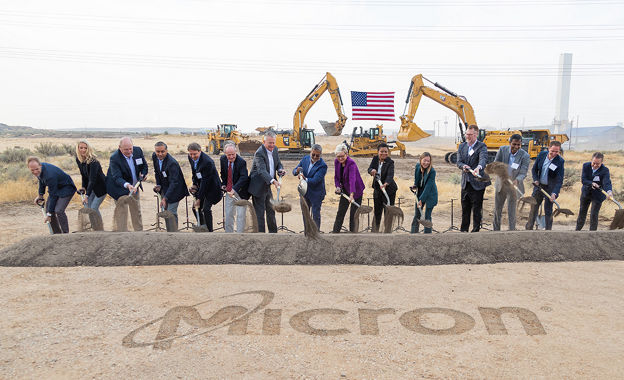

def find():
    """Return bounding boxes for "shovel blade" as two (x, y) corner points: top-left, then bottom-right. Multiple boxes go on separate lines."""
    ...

(418, 219), (433, 229)
(272, 202), (292, 213)
(519, 196), (537, 206)
(609, 209), (624, 230)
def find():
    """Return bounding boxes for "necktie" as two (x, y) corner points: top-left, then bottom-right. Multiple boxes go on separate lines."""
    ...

(226, 163), (233, 192)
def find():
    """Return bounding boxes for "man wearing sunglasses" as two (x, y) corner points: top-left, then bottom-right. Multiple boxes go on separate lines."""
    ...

(293, 144), (327, 230)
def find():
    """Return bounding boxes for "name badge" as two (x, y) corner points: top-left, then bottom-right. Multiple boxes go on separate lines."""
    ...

(511, 162), (520, 170)
(196, 172), (202, 179)
(162, 171), (167, 178)
(548, 163), (557, 171)
(135, 158), (143, 165)
(593, 176), (600, 181)
(468, 149), (474, 156)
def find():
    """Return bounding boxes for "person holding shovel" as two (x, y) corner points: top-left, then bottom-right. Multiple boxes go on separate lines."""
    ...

(526, 140), (565, 230)
(367, 142), (397, 232)
(575, 152), (613, 231)
(188, 142), (222, 232)
(492, 134), (530, 231)
(293, 144), (327, 230)
(220, 143), (250, 233)
(75, 139), (107, 218)
(152, 141), (189, 232)
(410, 152), (437, 234)
(332, 143), (365, 233)
(28, 156), (77, 233)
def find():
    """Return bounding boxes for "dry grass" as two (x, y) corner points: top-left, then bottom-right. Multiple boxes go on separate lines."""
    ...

(0, 178), (40, 203)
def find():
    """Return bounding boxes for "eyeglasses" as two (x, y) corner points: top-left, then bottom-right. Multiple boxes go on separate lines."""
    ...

(336, 154), (346, 159)
(311, 153), (320, 158)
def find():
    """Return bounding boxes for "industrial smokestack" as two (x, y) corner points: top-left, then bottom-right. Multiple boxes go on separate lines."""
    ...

(554, 53), (573, 133)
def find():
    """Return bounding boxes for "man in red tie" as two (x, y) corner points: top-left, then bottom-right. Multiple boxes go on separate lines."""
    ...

(220, 143), (250, 232)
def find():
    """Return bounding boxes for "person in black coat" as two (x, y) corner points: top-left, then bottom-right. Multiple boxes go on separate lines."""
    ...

(75, 139), (107, 218)
(367, 143), (398, 232)
(576, 152), (614, 231)
(220, 142), (250, 233)
(153, 141), (189, 231)
(28, 156), (76, 233)
(188, 142), (222, 232)
(526, 141), (565, 230)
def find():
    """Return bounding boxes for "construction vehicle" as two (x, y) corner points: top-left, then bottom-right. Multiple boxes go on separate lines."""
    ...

(205, 124), (261, 155)
(343, 125), (406, 158)
(269, 72), (348, 158)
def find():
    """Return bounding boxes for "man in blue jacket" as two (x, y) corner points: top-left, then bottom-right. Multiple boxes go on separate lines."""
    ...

(220, 143), (250, 233)
(576, 152), (614, 231)
(526, 140), (565, 230)
(106, 137), (149, 231)
(188, 142), (222, 232)
(152, 141), (189, 232)
(28, 156), (76, 233)
(293, 144), (327, 230)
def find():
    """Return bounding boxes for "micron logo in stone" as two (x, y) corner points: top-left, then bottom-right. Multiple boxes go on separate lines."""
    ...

(123, 290), (547, 350)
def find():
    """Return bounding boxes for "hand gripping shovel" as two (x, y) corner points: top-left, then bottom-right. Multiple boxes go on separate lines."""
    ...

(37, 198), (61, 234)
(376, 175), (403, 233)
(409, 187), (433, 229)
(533, 183), (574, 217)
(270, 175), (292, 213)
(155, 192), (177, 232)
(600, 188), (624, 230)
(77, 190), (103, 231)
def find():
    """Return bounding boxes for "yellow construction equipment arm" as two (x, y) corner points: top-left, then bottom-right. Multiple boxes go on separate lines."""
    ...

(398, 74), (477, 142)
(293, 72), (348, 140)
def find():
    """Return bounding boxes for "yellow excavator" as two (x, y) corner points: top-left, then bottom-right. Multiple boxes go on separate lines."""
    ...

(270, 72), (348, 157)
(206, 124), (261, 155)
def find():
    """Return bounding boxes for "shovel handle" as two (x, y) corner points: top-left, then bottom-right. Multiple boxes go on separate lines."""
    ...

(601, 188), (622, 209)
(507, 179), (524, 197)
(377, 179), (391, 205)
(341, 192), (361, 208)
(533, 183), (562, 209)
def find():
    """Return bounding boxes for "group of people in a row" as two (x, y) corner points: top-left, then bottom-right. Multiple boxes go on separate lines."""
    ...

(29, 126), (615, 234)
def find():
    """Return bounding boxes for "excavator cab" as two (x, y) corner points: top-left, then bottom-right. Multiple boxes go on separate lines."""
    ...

(300, 128), (315, 148)
(220, 124), (236, 137)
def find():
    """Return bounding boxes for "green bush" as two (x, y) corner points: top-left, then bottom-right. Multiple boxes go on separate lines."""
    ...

(0, 163), (32, 181)
(448, 173), (461, 185)
(0, 147), (32, 163)
(34, 142), (74, 157)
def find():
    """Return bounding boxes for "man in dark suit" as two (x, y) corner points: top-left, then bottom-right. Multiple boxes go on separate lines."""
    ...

(456, 125), (491, 232)
(293, 143), (327, 230)
(105, 137), (148, 230)
(188, 142), (222, 232)
(220, 142), (250, 233)
(526, 140), (565, 230)
(576, 152), (613, 231)
(152, 141), (189, 231)
(28, 156), (77, 233)
(248, 131), (285, 233)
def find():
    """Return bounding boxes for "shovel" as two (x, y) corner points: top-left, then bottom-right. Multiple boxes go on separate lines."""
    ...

(463, 167), (490, 183)
(77, 190), (104, 231)
(409, 187), (433, 229)
(155, 192), (177, 232)
(533, 183), (574, 217)
(191, 204), (209, 232)
(600, 188), (624, 230)
(270, 175), (292, 213)
(36, 198), (61, 234)
(228, 191), (258, 233)
(484, 162), (535, 207)
(340, 192), (372, 233)
(376, 176), (403, 233)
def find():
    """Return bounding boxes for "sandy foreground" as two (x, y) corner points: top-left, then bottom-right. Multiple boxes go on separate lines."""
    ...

(1, 262), (622, 379)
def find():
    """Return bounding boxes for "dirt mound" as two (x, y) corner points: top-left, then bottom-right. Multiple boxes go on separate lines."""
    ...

(1, 231), (623, 267)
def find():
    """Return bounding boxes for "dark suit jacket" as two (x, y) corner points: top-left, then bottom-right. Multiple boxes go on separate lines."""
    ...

(532, 151), (565, 195)
(457, 140), (491, 190)
(580, 162), (612, 201)
(38, 162), (77, 213)
(105, 147), (148, 200)
(189, 151), (222, 205)
(75, 157), (106, 197)
(152, 153), (189, 204)
(367, 156), (397, 198)
(292, 155), (327, 202)
(220, 154), (250, 200)
(413, 164), (438, 208)
(248, 145), (283, 198)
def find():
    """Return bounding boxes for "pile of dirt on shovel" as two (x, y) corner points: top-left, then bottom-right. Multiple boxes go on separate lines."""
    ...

(1, 231), (623, 267)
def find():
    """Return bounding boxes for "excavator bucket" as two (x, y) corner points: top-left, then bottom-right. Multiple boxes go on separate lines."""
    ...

(397, 121), (431, 142)
(319, 120), (338, 136)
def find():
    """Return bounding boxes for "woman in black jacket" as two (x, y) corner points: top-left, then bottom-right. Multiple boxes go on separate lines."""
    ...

(75, 139), (107, 217)
(367, 142), (397, 232)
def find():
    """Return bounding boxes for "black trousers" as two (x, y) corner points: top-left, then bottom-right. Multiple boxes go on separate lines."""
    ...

(576, 194), (603, 231)
(372, 190), (396, 232)
(461, 182), (485, 232)
(252, 191), (277, 233)
(195, 198), (214, 232)
(333, 195), (363, 233)
(526, 184), (554, 230)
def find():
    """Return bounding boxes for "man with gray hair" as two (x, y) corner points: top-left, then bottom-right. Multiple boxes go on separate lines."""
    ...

(248, 131), (285, 233)
(293, 143), (327, 229)
(220, 142), (250, 232)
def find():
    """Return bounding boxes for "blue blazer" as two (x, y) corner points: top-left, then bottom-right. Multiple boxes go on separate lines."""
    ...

(189, 152), (222, 205)
(531, 151), (565, 195)
(38, 162), (77, 213)
(292, 155), (327, 202)
(152, 153), (189, 204)
(580, 162), (612, 202)
(413, 164), (438, 208)
(220, 154), (250, 200)
(106, 147), (149, 200)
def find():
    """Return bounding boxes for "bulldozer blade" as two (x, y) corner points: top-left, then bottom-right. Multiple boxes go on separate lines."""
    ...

(238, 140), (262, 154)
(609, 209), (624, 230)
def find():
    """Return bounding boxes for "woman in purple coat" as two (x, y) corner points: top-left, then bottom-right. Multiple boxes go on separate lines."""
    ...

(332, 143), (365, 233)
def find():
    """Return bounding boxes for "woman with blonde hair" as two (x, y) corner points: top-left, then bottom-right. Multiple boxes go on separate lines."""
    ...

(410, 152), (437, 233)
(332, 143), (365, 233)
(75, 139), (107, 216)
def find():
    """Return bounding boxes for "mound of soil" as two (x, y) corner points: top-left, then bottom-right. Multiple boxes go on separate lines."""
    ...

(1, 231), (623, 267)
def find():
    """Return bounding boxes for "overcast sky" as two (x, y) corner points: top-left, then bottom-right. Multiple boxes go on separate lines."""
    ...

(1, 0), (623, 135)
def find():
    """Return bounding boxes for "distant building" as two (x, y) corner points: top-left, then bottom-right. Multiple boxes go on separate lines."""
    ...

(569, 125), (624, 150)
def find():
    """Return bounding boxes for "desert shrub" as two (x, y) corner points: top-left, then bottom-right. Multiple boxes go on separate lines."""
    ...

(562, 167), (580, 189)
(0, 163), (32, 181)
(0, 147), (32, 163)
(34, 142), (71, 157)
(0, 178), (39, 203)
(58, 157), (76, 171)
(448, 172), (461, 185)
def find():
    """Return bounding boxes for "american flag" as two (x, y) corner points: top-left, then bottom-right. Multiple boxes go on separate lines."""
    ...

(351, 91), (395, 121)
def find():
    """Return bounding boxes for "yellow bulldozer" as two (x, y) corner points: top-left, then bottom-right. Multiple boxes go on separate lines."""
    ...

(206, 124), (261, 155)
(344, 125), (406, 158)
